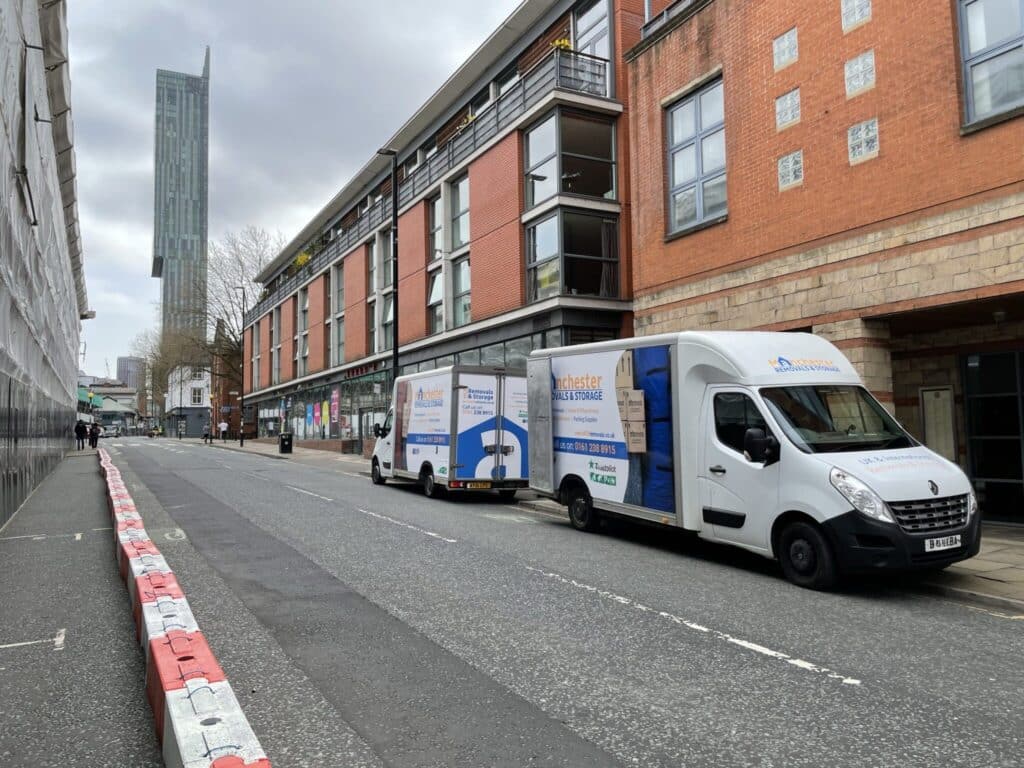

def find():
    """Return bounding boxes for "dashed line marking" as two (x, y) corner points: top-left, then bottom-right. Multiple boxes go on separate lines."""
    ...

(357, 508), (457, 543)
(343, 472), (364, 478)
(286, 486), (334, 502)
(526, 565), (862, 687)
(0, 629), (67, 652)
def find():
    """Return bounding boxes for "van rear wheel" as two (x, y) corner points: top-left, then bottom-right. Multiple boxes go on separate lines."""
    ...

(778, 521), (837, 590)
(422, 470), (443, 499)
(566, 487), (600, 532)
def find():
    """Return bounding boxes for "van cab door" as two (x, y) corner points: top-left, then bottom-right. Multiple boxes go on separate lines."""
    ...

(376, 409), (395, 476)
(699, 388), (779, 552)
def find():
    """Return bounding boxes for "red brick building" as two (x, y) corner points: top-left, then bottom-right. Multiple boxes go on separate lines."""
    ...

(243, 0), (652, 451)
(626, 0), (1024, 521)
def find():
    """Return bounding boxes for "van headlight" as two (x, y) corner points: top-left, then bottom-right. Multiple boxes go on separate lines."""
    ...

(830, 467), (895, 524)
(967, 490), (978, 519)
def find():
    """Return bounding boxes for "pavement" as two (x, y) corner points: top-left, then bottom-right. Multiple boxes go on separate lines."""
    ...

(0, 451), (163, 767)
(196, 436), (1024, 611)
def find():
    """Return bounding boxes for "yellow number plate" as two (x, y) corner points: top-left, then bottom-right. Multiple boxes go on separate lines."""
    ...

(466, 482), (491, 489)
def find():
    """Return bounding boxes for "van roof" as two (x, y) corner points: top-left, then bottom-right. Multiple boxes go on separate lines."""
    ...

(532, 331), (864, 387)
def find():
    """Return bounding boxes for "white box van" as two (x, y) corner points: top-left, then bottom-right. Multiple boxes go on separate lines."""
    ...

(371, 366), (529, 499)
(528, 332), (981, 589)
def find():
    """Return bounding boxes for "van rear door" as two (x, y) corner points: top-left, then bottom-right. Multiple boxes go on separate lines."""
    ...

(498, 375), (530, 481)
(453, 372), (500, 485)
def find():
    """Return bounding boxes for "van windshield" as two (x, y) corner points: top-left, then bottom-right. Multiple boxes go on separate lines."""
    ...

(760, 385), (915, 453)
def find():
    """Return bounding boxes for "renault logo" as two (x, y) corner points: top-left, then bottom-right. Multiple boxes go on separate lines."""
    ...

(928, 480), (939, 496)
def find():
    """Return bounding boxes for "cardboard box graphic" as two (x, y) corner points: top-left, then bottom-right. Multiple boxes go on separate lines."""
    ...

(615, 353), (634, 390)
(625, 420), (647, 454)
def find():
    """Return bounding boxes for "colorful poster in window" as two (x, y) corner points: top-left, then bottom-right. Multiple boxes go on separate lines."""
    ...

(306, 404), (314, 426)
(314, 402), (321, 428)
(330, 389), (339, 423)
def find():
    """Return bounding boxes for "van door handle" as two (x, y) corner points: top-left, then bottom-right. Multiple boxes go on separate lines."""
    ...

(709, 465), (727, 475)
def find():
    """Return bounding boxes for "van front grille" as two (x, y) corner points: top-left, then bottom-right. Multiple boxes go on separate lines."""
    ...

(887, 495), (968, 534)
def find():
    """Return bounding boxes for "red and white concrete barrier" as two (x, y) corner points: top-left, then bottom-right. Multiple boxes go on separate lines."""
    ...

(96, 449), (272, 767)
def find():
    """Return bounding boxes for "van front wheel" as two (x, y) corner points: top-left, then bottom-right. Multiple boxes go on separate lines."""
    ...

(778, 521), (837, 590)
(566, 488), (599, 532)
(371, 459), (385, 485)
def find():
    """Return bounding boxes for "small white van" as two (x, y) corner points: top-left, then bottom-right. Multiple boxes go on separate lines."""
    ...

(371, 366), (529, 499)
(527, 331), (981, 589)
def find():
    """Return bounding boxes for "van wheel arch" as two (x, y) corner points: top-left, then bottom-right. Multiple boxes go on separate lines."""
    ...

(560, 476), (600, 532)
(770, 511), (821, 559)
(772, 511), (838, 590)
(420, 462), (443, 499)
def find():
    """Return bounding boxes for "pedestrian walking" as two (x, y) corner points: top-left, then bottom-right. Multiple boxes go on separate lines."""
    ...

(88, 423), (100, 449)
(219, 419), (228, 442)
(202, 422), (210, 444)
(74, 420), (87, 450)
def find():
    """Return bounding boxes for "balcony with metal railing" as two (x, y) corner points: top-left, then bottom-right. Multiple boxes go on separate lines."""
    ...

(245, 48), (612, 326)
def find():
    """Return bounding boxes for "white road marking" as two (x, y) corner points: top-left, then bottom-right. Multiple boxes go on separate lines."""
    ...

(74, 533), (82, 541)
(1, 532), (87, 542)
(357, 508), (457, 543)
(163, 529), (186, 541)
(286, 485), (334, 502)
(0, 629), (66, 652)
(526, 565), (862, 687)
(482, 512), (537, 524)
(343, 472), (364, 478)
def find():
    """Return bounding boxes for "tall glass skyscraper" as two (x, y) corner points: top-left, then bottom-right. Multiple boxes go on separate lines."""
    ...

(152, 48), (210, 338)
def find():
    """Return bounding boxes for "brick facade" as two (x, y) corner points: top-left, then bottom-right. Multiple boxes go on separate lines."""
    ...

(281, 295), (296, 381)
(257, 314), (271, 389)
(398, 201), (428, 343)
(308, 274), (327, 372)
(468, 133), (525, 321)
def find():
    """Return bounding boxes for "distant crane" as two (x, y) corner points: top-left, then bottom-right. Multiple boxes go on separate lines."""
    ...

(105, 358), (111, 379)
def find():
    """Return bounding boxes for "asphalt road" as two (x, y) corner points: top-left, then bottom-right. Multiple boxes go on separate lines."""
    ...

(108, 439), (1023, 768)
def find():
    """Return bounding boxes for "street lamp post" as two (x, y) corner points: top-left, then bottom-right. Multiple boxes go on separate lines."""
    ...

(234, 285), (247, 447)
(377, 148), (400, 386)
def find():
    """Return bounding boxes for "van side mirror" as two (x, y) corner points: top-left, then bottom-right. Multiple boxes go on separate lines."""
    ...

(744, 428), (780, 466)
(373, 423), (382, 438)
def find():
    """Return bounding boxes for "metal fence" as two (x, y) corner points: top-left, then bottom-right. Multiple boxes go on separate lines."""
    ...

(245, 48), (610, 326)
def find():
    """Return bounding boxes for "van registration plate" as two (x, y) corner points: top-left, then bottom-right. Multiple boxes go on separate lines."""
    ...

(925, 535), (961, 553)
(467, 482), (491, 489)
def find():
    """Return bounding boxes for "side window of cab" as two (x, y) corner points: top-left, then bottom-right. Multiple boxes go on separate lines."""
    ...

(713, 393), (768, 454)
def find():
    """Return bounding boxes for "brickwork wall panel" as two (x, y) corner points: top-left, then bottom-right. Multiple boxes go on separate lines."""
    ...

(399, 201), (428, 281)
(257, 315), (271, 389)
(308, 275), (327, 372)
(628, 0), (1024, 302)
(281, 296), (296, 382)
(243, 328), (252, 393)
(398, 270), (428, 344)
(468, 133), (525, 320)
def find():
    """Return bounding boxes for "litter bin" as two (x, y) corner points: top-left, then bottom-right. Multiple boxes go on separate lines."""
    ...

(279, 433), (293, 454)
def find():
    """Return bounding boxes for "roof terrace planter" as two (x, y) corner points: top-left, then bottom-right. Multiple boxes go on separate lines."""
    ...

(245, 48), (610, 327)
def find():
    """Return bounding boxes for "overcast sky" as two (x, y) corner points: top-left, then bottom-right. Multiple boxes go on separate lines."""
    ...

(70, 0), (521, 377)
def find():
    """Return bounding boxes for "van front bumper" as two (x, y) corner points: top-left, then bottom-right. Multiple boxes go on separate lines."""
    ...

(821, 510), (982, 573)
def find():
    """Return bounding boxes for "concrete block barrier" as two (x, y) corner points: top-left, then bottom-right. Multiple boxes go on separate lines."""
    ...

(147, 630), (227, 742)
(163, 679), (268, 768)
(97, 453), (272, 766)
(141, 597), (201, 652)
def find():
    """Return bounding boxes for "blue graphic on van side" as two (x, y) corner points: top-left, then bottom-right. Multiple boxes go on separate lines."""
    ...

(454, 416), (530, 480)
(407, 433), (451, 446)
(554, 436), (628, 460)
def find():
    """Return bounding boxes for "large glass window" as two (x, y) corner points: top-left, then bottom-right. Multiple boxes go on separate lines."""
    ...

(428, 196), (443, 260)
(333, 263), (345, 314)
(381, 230), (393, 288)
(525, 110), (616, 209)
(667, 80), (727, 233)
(527, 210), (618, 302)
(382, 295), (394, 351)
(452, 257), (471, 327)
(451, 175), (470, 250)
(427, 270), (444, 333)
(367, 300), (377, 354)
(367, 240), (376, 294)
(575, 0), (610, 59)
(959, 0), (1024, 121)
(299, 287), (309, 332)
(527, 214), (561, 302)
(335, 318), (345, 365)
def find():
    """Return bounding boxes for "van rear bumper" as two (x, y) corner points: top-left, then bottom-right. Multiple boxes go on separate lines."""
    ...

(821, 510), (982, 573)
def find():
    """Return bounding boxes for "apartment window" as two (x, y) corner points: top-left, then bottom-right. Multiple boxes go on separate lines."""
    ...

(575, 0), (610, 60)
(428, 196), (443, 260)
(778, 149), (804, 190)
(775, 88), (801, 129)
(496, 66), (520, 96)
(333, 263), (345, 314)
(959, 0), (1024, 121)
(842, 0), (872, 31)
(848, 118), (879, 163)
(335, 318), (345, 365)
(381, 230), (393, 288)
(845, 50), (876, 97)
(773, 28), (798, 70)
(427, 271), (444, 334)
(252, 323), (261, 390)
(382, 295), (394, 351)
(299, 335), (309, 376)
(299, 288), (309, 332)
(367, 300), (377, 353)
(525, 111), (616, 209)
(192, 368), (204, 380)
(191, 387), (203, 406)
(667, 80), (727, 233)
(452, 257), (471, 328)
(367, 239), (377, 293)
(451, 175), (470, 250)
(272, 307), (282, 385)
(527, 210), (618, 301)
